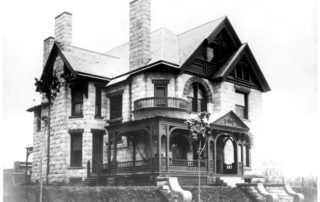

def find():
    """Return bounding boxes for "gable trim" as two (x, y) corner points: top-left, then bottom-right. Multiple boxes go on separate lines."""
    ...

(181, 17), (242, 72)
(210, 111), (249, 133)
(221, 44), (271, 92)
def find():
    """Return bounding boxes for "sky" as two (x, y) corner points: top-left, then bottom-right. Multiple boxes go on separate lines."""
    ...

(1, 0), (318, 177)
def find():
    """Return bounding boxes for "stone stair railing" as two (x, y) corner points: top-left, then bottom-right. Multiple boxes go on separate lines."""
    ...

(237, 183), (279, 202)
(156, 176), (192, 202)
(264, 184), (304, 202)
(237, 183), (304, 202)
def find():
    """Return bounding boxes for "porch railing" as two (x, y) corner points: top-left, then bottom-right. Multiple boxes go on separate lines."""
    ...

(100, 158), (158, 174)
(134, 97), (190, 111)
(169, 159), (207, 171)
(100, 158), (208, 174)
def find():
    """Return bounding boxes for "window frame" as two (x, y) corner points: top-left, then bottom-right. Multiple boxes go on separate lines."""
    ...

(70, 131), (83, 168)
(95, 87), (102, 118)
(235, 91), (248, 119)
(190, 83), (207, 112)
(71, 87), (84, 117)
(109, 92), (123, 120)
(35, 109), (41, 132)
(152, 79), (169, 107)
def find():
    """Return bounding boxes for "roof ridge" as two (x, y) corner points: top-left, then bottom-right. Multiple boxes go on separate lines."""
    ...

(178, 16), (227, 36)
(66, 44), (120, 59)
(105, 27), (176, 54)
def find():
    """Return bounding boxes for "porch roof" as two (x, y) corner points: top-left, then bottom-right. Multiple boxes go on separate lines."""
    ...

(209, 111), (250, 133)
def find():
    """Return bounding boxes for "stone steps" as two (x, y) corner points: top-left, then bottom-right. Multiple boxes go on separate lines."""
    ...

(237, 183), (304, 202)
(81, 177), (95, 186)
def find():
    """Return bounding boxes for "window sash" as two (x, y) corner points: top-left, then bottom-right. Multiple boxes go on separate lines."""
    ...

(110, 95), (122, 119)
(191, 83), (207, 112)
(95, 88), (102, 116)
(36, 111), (41, 131)
(71, 134), (82, 167)
(235, 92), (248, 119)
(72, 89), (83, 116)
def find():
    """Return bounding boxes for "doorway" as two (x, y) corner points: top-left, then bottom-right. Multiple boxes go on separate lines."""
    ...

(92, 134), (103, 173)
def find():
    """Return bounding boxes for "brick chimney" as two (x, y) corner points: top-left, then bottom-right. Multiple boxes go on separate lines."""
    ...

(54, 11), (72, 47)
(43, 36), (54, 67)
(129, 0), (151, 71)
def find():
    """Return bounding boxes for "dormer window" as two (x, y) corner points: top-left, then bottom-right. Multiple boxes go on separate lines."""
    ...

(206, 46), (215, 62)
(235, 62), (251, 82)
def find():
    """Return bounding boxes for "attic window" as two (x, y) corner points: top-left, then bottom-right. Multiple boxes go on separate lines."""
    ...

(235, 62), (251, 81)
(206, 46), (215, 62)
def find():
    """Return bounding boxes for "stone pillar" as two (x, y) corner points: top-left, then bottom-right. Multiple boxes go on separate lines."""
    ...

(129, 0), (151, 70)
(55, 11), (72, 48)
(83, 130), (93, 173)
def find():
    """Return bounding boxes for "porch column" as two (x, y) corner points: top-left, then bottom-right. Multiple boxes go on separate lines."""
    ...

(214, 139), (217, 174)
(108, 132), (112, 173)
(241, 144), (244, 175)
(206, 141), (210, 172)
(166, 126), (170, 172)
(132, 136), (136, 166)
(158, 132), (161, 173)
(149, 128), (153, 167)
(234, 141), (238, 175)
(113, 133), (117, 173)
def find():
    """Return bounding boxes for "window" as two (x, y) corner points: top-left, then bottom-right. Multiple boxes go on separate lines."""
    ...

(71, 88), (83, 116)
(189, 83), (207, 112)
(155, 85), (167, 97)
(154, 85), (167, 107)
(234, 62), (251, 81)
(110, 94), (122, 120)
(95, 87), (102, 117)
(235, 92), (248, 119)
(153, 80), (169, 107)
(206, 46), (215, 62)
(35, 109), (41, 132)
(70, 133), (82, 167)
(245, 145), (250, 167)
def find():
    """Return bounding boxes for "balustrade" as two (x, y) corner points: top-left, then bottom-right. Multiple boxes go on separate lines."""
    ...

(134, 97), (190, 111)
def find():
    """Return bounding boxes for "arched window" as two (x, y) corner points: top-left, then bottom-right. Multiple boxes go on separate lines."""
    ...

(188, 83), (207, 112)
(224, 138), (234, 164)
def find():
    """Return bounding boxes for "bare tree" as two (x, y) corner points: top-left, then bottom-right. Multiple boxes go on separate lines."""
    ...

(186, 112), (211, 202)
(34, 70), (63, 202)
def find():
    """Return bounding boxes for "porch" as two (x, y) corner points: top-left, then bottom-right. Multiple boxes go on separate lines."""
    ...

(95, 112), (250, 185)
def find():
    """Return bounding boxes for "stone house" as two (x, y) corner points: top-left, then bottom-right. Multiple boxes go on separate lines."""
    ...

(28, 0), (270, 185)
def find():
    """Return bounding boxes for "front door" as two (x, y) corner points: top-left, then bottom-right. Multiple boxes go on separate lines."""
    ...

(92, 134), (103, 173)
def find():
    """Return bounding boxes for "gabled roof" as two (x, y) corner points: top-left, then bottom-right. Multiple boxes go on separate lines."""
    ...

(105, 27), (180, 72)
(214, 44), (271, 92)
(178, 17), (226, 66)
(105, 18), (225, 71)
(40, 16), (270, 91)
(210, 110), (250, 133)
(61, 45), (120, 79)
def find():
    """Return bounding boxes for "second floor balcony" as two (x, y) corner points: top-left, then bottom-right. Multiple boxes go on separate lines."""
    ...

(133, 97), (191, 120)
